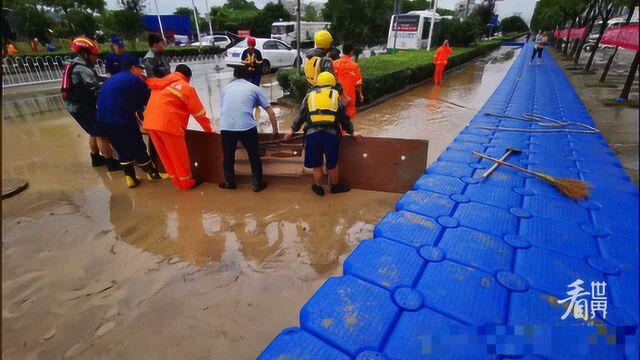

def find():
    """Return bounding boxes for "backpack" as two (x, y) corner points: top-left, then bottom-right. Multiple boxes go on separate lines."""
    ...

(60, 62), (77, 101)
(304, 56), (322, 86)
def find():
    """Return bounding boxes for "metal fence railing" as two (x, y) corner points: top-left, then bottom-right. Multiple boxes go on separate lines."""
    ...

(2, 54), (224, 88)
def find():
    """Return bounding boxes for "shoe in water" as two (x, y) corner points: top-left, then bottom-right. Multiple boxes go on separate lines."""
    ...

(91, 152), (106, 167)
(219, 182), (237, 190)
(311, 184), (325, 197)
(106, 158), (122, 172)
(253, 181), (267, 193)
(330, 183), (351, 194)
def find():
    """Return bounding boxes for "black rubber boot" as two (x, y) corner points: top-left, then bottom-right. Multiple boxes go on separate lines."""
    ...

(141, 162), (168, 181)
(311, 184), (325, 197)
(330, 183), (351, 194)
(252, 176), (267, 193)
(219, 172), (237, 190)
(191, 179), (203, 190)
(91, 152), (106, 167)
(106, 158), (122, 172)
(122, 163), (141, 188)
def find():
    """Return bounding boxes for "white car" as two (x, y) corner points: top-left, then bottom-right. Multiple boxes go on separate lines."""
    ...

(190, 35), (232, 49)
(225, 38), (301, 73)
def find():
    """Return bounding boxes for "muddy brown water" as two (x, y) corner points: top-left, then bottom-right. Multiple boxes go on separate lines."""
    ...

(2, 47), (519, 359)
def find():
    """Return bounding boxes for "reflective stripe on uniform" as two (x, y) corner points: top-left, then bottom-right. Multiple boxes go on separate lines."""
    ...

(194, 108), (206, 117)
(179, 176), (191, 180)
(166, 86), (184, 100)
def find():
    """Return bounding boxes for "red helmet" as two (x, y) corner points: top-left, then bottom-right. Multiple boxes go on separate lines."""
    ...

(247, 36), (256, 47)
(70, 36), (100, 56)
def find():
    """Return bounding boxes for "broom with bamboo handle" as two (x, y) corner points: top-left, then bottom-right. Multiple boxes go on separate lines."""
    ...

(472, 152), (591, 200)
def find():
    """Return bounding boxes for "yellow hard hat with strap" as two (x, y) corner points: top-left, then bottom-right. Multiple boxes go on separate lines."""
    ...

(308, 87), (339, 125)
(314, 30), (333, 49)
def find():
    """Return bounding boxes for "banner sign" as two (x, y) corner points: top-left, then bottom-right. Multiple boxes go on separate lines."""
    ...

(600, 24), (639, 51)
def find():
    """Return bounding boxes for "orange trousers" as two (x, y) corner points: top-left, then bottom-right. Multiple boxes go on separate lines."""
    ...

(148, 130), (195, 190)
(434, 63), (446, 84)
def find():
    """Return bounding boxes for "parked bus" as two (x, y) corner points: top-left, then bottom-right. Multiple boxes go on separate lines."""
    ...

(387, 10), (441, 51)
(271, 21), (330, 48)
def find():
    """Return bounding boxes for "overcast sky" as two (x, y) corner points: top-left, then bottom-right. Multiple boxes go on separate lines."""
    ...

(105, 0), (461, 14)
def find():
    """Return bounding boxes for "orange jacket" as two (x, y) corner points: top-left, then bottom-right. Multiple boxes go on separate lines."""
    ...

(143, 72), (212, 135)
(434, 44), (453, 65)
(333, 55), (363, 118)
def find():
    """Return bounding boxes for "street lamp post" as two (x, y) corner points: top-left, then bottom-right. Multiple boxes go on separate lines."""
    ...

(191, 0), (202, 48)
(392, 0), (399, 53)
(426, 0), (438, 51)
(296, 0), (301, 72)
(153, 0), (166, 43)
(204, 0), (214, 37)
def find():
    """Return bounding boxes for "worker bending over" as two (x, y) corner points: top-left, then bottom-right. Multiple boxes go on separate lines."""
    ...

(333, 43), (364, 121)
(97, 56), (166, 188)
(62, 36), (120, 171)
(218, 67), (278, 192)
(143, 64), (213, 191)
(433, 40), (453, 85)
(284, 72), (362, 196)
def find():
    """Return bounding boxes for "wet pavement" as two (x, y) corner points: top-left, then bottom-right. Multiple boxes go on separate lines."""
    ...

(2, 47), (520, 359)
(552, 46), (639, 184)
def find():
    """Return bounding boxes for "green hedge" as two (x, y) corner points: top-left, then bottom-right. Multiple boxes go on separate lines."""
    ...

(3, 46), (225, 63)
(277, 38), (506, 105)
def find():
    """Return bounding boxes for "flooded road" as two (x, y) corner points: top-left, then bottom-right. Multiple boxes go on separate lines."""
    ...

(2, 47), (519, 359)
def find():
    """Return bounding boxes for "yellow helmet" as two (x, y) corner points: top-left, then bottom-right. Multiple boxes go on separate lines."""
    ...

(316, 72), (336, 86)
(314, 30), (333, 49)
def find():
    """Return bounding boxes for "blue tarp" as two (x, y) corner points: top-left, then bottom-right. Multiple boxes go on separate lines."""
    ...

(142, 15), (192, 36)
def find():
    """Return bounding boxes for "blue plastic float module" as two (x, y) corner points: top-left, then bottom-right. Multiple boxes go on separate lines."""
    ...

(259, 43), (639, 359)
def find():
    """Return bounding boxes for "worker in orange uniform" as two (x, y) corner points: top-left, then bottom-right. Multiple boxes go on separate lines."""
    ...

(433, 40), (453, 85)
(143, 64), (213, 191)
(333, 43), (364, 122)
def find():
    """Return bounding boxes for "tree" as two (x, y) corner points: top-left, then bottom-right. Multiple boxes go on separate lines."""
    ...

(600, 3), (635, 82)
(304, 4), (318, 21)
(117, 0), (145, 13)
(434, 17), (480, 47)
(252, 2), (291, 36)
(4, 1), (54, 41)
(101, 9), (145, 46)
(401, 0), (429, 12)
(573, 0), (599, 64)
(471, 0), (496, 36)
(499, 16), (529, 34)
(323, 0), (394, 48)
(584, 0), (618, 71)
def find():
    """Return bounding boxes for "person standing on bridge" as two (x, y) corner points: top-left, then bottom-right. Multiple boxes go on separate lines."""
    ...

(97, 56), (167, 188)
(217, 67), (279, 193)
(333, 43), (364, 123)
(530, 31), (547, 65)
(284, 72), (362, 197)
(433, 40), (453, 86)
(62, 36), (120, 171)
(143, 64), (213, 191)
(143, 34), (171, 78)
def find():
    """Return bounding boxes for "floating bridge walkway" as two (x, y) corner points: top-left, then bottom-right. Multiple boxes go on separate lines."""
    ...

(259, 42), (639, 359)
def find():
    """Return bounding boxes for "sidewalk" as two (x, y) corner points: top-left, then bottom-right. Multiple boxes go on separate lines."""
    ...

(259, 42), (639, 359)
(551, 49), (639, 185)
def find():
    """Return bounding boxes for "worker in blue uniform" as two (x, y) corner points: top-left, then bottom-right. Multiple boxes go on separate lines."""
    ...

(97, 56), (167, 188)
(105, 37), (136, 76)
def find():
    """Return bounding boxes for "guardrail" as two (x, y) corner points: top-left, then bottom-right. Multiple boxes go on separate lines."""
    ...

(2, 53), (224, 88)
